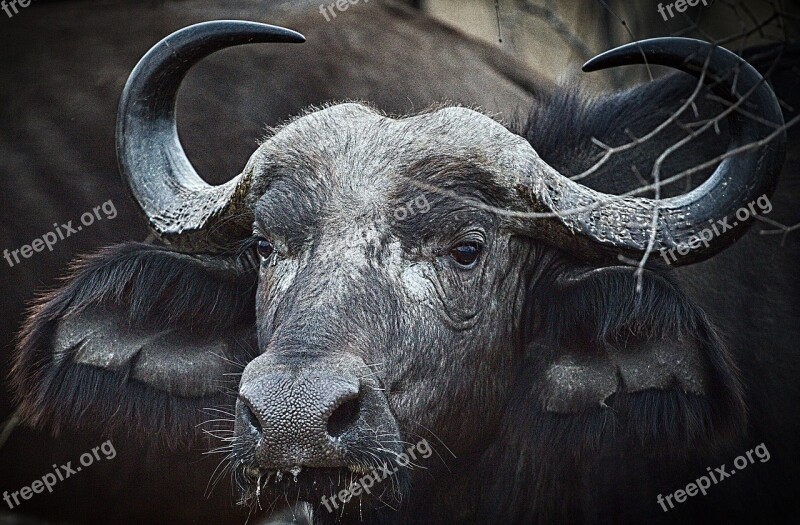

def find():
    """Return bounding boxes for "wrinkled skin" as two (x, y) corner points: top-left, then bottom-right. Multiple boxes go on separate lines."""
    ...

(243, 103), (530, 466)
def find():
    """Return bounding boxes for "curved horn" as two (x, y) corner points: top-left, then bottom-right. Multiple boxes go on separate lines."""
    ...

(521, 38), (785, 265)
(116, 21), (305, 251)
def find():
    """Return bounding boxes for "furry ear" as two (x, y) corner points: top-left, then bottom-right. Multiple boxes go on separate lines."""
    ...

(533, 266), (746, 447)
(11, 243), (258, 448)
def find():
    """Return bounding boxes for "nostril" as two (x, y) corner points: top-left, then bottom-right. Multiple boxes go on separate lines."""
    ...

(240, 400), (263, 435)
(327, 395), (361, 438)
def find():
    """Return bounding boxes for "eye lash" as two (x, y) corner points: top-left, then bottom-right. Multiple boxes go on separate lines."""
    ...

(237, 236), (260, 254)
(445, 232), (486, 253)
(236, 237), (261, 269)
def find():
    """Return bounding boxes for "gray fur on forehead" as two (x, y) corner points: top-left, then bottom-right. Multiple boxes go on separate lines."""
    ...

(245, 102), (534, 198)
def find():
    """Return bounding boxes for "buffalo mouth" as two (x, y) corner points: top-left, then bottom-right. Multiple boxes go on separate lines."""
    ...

(232, 451), (412, 520)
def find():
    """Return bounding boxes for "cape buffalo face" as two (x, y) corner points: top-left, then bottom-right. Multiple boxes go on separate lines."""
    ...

(231, 104), (533, 503)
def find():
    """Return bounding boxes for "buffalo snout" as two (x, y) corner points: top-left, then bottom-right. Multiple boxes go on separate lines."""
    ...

(235, 354), (397, 471)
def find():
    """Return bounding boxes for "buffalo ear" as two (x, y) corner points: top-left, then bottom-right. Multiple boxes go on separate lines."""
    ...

(12, 243), (258, 448)
(542, 337), (707, 414)
(534, 267), (746, 446)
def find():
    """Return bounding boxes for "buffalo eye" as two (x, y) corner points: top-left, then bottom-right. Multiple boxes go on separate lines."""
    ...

(256, 238), (275, 260)
(449, 241), (483, 268)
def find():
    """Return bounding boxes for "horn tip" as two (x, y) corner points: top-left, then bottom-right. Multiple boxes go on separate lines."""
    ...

(247, 21), (306, 43)
(581, 55), (608, 73)
(581, 43), (640, 72)
(581, 60), (599, 73)
(283, 29), (306, 43)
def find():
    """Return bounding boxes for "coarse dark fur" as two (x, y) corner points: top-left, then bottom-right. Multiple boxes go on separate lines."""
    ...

(12, 243), (258, 447)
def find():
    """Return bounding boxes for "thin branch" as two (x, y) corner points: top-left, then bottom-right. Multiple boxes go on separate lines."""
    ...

(756, 215), (800, 245)
(570, 51), (713, 183)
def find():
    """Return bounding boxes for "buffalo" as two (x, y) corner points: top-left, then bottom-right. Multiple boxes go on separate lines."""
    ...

(8, 14), (800, 525)
(5, 1), (800, 524)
